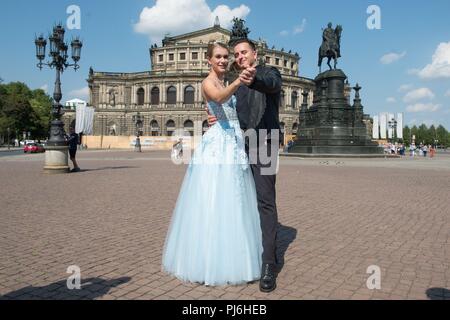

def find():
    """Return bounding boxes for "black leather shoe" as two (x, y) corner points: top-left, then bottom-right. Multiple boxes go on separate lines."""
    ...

(259, 263), (277, 293)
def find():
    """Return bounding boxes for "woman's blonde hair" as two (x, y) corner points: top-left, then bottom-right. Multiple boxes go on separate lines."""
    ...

(206, 41), (229, 59)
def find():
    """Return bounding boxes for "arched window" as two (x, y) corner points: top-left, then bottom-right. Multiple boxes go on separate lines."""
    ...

(291, 91), (298, 109)
(137, 88), (145, 106)
(150, 120), (160, 136)
(108, 89), (116, 106)
(184, 120), (194, 136)
(292, 122), (298, 135)
(166, 119), (175, 136)
(151, 87), (160, 105)
(184, 85), (195, 104)
(280, 90), (285, 108)
(167, 86), (177, 104)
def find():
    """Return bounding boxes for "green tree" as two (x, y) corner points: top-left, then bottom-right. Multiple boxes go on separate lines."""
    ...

(416, 124), (429, 144)
(2, 83), (35, 137)
(436, 125), (449, 148)
(30, 89), (52, 139)
(428, 125), (436, 146)
(403, 125), (411, 145)
(0, 82), (52, 142)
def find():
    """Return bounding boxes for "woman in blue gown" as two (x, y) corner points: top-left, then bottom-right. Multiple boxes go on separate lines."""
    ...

(162, 42), (262, 286)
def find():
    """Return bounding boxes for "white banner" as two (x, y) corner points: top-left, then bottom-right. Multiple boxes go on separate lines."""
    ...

(75, 105), (85, 133)
(396, 113), (403, 139)
(372, 115), (379, 139)
(379, 113), (387, 139)
(84, 106), (95, 135)
(75, 105), (95, 135)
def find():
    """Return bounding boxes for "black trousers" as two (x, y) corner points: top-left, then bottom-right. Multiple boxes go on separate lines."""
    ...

(248, 140), (279, 265)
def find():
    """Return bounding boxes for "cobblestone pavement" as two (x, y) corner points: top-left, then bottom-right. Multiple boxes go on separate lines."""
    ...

(0, 150), (449, 300)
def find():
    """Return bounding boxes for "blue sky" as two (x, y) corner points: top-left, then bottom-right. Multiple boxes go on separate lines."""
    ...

(1, 0), (449, 129)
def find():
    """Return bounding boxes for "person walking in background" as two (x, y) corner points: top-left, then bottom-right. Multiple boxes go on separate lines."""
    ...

(422, 144), (428, 157)
(171, 138), (183, 161)
(429, 145), (436, 158)
(399, 143), (405, 156)
(67, 127), (80, 172)
(410, 143), (416, 157)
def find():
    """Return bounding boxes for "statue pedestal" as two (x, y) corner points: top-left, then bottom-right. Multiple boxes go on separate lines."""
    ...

(43, 146), (70, 174)
(291, 69), (382, 155)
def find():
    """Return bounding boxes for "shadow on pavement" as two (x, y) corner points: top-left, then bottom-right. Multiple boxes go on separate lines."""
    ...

(426, 287), (450, 300)
(0, 277), (131, 300)
(275, 223), (297, 273)
(78, 166), (139, 172)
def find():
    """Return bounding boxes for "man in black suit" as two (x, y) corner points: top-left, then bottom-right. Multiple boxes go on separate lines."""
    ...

(208, 39), (282, 292)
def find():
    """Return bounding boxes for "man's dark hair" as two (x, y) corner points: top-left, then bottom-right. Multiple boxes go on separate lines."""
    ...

(232, 38), (256, 51)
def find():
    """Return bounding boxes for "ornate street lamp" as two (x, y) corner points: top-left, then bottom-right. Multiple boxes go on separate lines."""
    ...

(388, 118), (397, 143)
(34, 24), (82, 173)
(132, 112), (143, 152)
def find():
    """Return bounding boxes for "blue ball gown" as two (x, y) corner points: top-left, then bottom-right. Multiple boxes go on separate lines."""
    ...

(162, 95), (262, 286)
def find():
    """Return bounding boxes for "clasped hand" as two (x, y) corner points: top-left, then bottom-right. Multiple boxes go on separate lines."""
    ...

(239, 66), (256, 86)
(206, 67), (256, 126)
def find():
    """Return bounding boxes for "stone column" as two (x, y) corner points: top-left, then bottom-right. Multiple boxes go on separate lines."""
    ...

(161, 83), (166, 108)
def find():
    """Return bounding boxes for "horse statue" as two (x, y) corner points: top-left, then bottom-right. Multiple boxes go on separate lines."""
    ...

(229, 17), (250, 46)
(318, 23), (343, 72)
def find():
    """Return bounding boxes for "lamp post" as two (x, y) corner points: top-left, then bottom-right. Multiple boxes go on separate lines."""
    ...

(388, 118), (397, 144)
(132, 112), (143, 152)
(34, 24), (82, 173)
(7, 127), (10, 150)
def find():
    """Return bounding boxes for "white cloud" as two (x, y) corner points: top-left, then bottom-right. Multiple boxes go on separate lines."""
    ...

(293, 18), (307, 34)
(280, 18), (307, 37)
(380, 51), (406, 64)
(398, 84), (413, 92)
(134, 0), (250, 43)
(416, 41), (450, 79)
(406, 103), (441, 113)
(69, 87), (89, 99)
(403, 88), (435, 103)
(39, 84), (48, 93)
(386, 97), (397, 103)
(445, 90), (450, 97)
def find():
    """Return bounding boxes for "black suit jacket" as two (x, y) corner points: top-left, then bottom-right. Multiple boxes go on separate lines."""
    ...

(235, 65), (282, 138)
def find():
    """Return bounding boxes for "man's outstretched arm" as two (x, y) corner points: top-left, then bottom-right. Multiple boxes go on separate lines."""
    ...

(248, 66), (282, 94)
